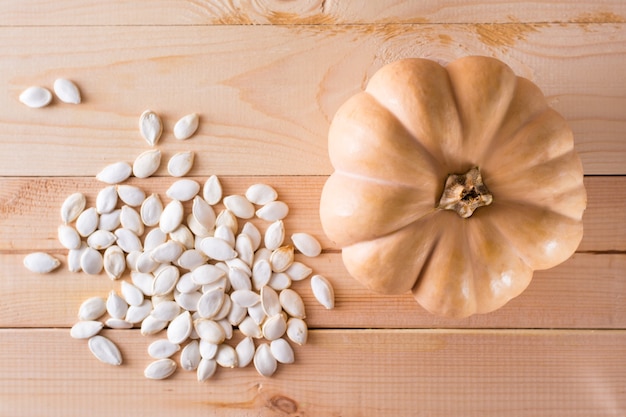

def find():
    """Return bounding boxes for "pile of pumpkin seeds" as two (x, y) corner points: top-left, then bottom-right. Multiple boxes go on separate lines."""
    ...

(21, 80), (335, 380)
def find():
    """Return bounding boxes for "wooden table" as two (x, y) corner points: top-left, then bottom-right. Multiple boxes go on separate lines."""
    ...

(1, 1), (625, 415)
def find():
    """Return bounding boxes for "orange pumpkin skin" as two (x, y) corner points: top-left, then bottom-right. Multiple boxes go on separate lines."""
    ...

(319, 56), (586, 318)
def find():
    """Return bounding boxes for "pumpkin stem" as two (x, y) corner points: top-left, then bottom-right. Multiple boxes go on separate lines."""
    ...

(437, 166), (493, 218)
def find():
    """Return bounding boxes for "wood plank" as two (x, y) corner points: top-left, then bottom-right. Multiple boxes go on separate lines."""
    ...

(0, 25), (624, 176)
(0, 328), (624, 416)
(0, 176), (623, 253)
(2, 252), (624, 329)
(0, 0), (625, 25)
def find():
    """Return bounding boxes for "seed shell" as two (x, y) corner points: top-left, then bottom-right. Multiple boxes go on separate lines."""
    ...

(270, 338), (295, 364)
(174, 113), (200, 140)
(60, 192), (86, 224)
(23, 252), (60, 274)
(167, 151), (195, 177)
(53, 78), (81, 104)
(256, 201), (289, 221)
(254, 343), (277, 377)
(148, 339), (181, 359)
(144, 358), (177, 380)
(180, 340), (201, 371)
(139, 110), (163, 147)
(70, 320), (104, 339)
(133, 149), (161, 178)
(197, 358), (217, 381)
(19, 86), (52, 108)
(291, 232), (322, 257)
(203, 175), (222, 205)
(166, 178), (200, 201)
(78, 297), (107, 321)
(245, 183), (278, 205)
(76, 207), (99, 237)
(88, 335), (123, 366)
(311, 274), (335, 310)
(96, 161), (132, 184)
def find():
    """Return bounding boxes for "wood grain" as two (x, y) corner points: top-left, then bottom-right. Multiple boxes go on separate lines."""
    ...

(0, 24), (624, 176)
(1, 328), (624, 417)
(0, 0), (625, 25)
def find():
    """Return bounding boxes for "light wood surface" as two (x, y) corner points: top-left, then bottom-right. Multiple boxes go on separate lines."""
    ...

(1, 1), (624, 415)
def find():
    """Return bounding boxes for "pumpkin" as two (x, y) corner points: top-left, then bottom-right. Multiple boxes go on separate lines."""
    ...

(319, 56), (586, 318)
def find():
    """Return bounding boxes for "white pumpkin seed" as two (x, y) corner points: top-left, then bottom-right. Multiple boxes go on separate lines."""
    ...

(96, 161), (132, 184)
(203, 175), (222, 205)
(168, 311), (193, 345)
(214, 224), (235, 247)
(87, 229), (117, 250)
(133, 149), (161, 178)
(260, 286), (281, 317)
(199, 339), (218, 360)
(196, 288), (225, 319)
(173, 113), (199, 140)
(264, 220), (285, 251)
(98, 209), (121, 231)
(269, 245), (294, 273)
(120, 280), (143, 307)
(78, 297), (106, 321)
(150, 240), (184, 264)
(256, 201), (289, 221)
(192, 196), (216, 230)
(251, 259), (272, 290)
(199, 237), (238, 261)
(235, 233), (254, 267)
(176, 271), (201, 293)
(139, 110), (163, 147)
(197, 358), (217, 381)
(70, 320), (104, 339)
(105, 318), (133, 329)
(144, 358), (176, 380)
(268, 272), (291, 291)
(228, 267), (251, 291)
(167, 151), (195, 177)
(76, 207), (99, 237)
(60, 192), (86, 224)
(194, 319), (225, 344)
(140, 315), (168, 336)
(67, 242), (87, 272)
(80, 247), (104, 275)
(148, 339), (180, 359)
(279, 289), (305, 319)
(96, 185), (118, 215)
(227, 301), (247, 327)
(215, 209), (238, 235)
(230, 289), (260, 308)
(23, 252), (60, 274)
(233, 337), (254, 369)
(159, 200), (184, 234)
(223, 194), (255, 219)
(241, 222), (262, 251)
(285, 261), (312, 281)
(190, 264), (225, 286)
(170, 224), (195, 249)
(88, 335), (122, 366)
(114, 228), (142, 253)
(215, 344), (237, 368)
(19, 86), (52, 108)
(262, 314), (287, 341)
(125, 299), (152, 324)
(187, 213), (212, 238)
(152, 265), (180, 296)
(291, 232), (322, 257)
(286, 318), (308, 345)
(311, 274), (335, 309)
(166, 178), (200, 201)
(248, 300), (268, 325)
(120, 205), (144, 235)
(254, 343), (277, 377)
(106, 290), (129, 319)
(103, 245), (126, 280)
(177, 249), (208, 271)
(225, 257), (252, 276)
(151, 300), (181, 322)
(180, 340), (201, 371)
(270, 338), (295, 364)
(135, 250), (159, 273)
(116, 185), (146, 207)
(245, 183), (278, 205)
(53, 78), (81, 104)
(140, 194), (163, 227)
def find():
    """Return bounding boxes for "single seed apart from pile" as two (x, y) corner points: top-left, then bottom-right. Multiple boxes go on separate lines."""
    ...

(139, 110), (163, 147)
(23, 252), (61, 274)
(144, 358), (177, 379)
(70, 320), (104, 339)
(19, 86), (52, 108)
(174, 113), (200, 140)
(53, 78), (81, 104)
(311, 274), (335, 309)
(203, 175), (222, 205)
(167, 151), (195, 177)
(291, 232), (322, 257)
(88, 335), (123, 366)
(256, 201), (289, 221)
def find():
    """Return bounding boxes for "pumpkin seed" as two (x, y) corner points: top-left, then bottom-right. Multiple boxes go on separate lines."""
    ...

(120, 280), (144, 306)
(203, 175), (222, 205)
(270, 338), (295, 364)
(166, 178), (200, 201)
(78, 297), (106, 321)
(96, 185), (118, 215)
(192, 196), (216, 230)
(268, 272), (291, 291)
(199, 338), (218, 360)
(285, 261), (312, 282)
(236, 336), (256, 368)
(116, 185), (146, 207)
(174, 113), (199, 140)
(140, 315), (168, 336)
(114, 228), (143, 253)
(103, 245), (126, 280)
(139, 110), (163, 147)
(23, 252), (61, 274)
(126, 299), (152, 324)
(279, 289), (305, 319)
(227, 301), (247, 327)
(230, 289), (260, 308)
(159, 200), (184, 234)
(80, 247), (104, 275)
(194, 319), (225, 344)
(170, 224), (195, 249)
(96, 161), (132, 184)
(144, 358), (176, 379)
(224, 194), (255, 219)
(262, 314), (287, 341)
(256, 201), (289, 221)
(19, 86), (52, 108)
(180, 340), (201, 371)
(167, 311), (193, 345)
(291, 232), (322, 257)
(311, 274), (335, 310)
(196, 288), (226, 319)
(60, 192), (86, 224)
(264, 220), (285, 251)
(215, 344), (237, 368)
(106, 290), (129, 319)
(260, 286), (281, 317)
(245, 183), (278, 205)
(177, 249), (208, 271)
(199, 237), (238, 261)
(148, 339), (180, 359)
(133, 149), (161, 178)
(269, 245), (294, 273)
(167, 151), (195, 177)
(152, 265), (180, 296)
(98, 209), (121, 231)
(150, 240), (184, 264)
(87, 229), (117, 250)
(251, 259), (272, 290)
(70, 320), (104, 339)
(88, 335), (122, 366)
(151, 300), (181, 322)
(53, 78), (81, 104)
(247, 302), (267, 325)
(197, 358), (217, 381)
(241, 222), (262, 251)
(140, 194), (163, 227)
(215, 209), (238, 235)
(105, 318), (134, 329)
(76, 207), (99, 237)
(254, 343), (277, 377)
(67, 243), (87, 272)
(286, 318), (308, 345)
